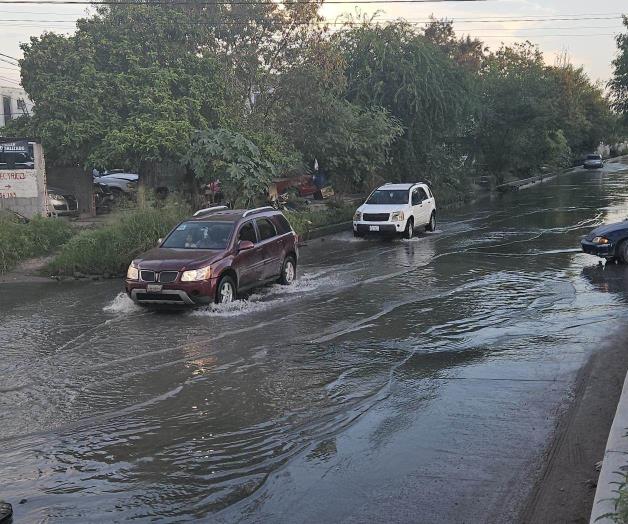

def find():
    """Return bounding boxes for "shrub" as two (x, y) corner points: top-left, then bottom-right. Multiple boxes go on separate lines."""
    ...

(0, 214), (74, 274)
(284, 205), (354, 236)
(48, 203), (190, 276)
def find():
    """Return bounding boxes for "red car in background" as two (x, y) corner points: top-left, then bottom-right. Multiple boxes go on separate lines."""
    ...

(125, 206), (298, 307)
(270, 175), (319, 199)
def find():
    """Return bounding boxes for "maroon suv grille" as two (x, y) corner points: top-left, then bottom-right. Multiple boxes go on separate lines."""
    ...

(140, 270), (156, 282)
(138, 293), (184, 302)
(363, 213), (389, 222)
(158, 271), (178, 283)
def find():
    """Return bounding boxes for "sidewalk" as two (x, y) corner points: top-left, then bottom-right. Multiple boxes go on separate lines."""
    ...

(591, 371), (628, 523)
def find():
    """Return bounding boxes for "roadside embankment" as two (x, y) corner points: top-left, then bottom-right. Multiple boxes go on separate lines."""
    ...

(590, 365), (628, 523)
(0, 214), (73, 274)
(284, 205), (354, 240)
(47, 204), (190, 277)
(521, 329), (628, 523)
(42, 204), (356, 278)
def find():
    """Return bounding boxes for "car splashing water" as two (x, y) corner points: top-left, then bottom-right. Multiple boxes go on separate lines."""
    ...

(3, 163), (628, 522)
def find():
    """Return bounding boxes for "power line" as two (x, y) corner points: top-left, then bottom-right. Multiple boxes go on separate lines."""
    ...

(0, 0), (490, 4)
(0, 52), (18, 62)
(0, 57), (20, 67)
(1, 15), (625, 25)
(0, 8), (623, 18)
(0, 14), (625, 24)
(0, 76), (21, 85)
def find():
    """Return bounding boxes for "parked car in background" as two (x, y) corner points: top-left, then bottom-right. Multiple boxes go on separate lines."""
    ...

(581, 221), (628, 262)
(47, 186), (79, 217)
(353, 182), (436, 239)
(584, 154), (604, 169)
(93, 171), (139, 196)
(269, 174), (333, 202)
(94, 182), (115, 214)
(125, 206), (298, 307)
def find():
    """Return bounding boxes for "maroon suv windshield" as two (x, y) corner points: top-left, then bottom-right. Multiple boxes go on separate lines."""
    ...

(162, 221), (234, 250)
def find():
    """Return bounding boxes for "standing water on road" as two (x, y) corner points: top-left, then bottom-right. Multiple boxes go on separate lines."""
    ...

(2, 164), (628, 523)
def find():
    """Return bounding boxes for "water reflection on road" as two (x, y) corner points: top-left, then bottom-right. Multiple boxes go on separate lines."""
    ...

(2, 163), (628, 523)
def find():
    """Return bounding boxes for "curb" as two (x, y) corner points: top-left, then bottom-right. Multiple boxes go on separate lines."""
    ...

(299, 221), (352, 241)
(590, 371), (628, 523)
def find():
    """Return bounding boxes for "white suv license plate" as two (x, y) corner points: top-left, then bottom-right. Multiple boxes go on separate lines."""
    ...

(147, 284), (163, 292)
(369, 225), (380, 232)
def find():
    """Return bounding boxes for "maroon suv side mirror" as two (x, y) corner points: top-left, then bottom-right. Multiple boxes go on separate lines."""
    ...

(237, 240), (255, 252)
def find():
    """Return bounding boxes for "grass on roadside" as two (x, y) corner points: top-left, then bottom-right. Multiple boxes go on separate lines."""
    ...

(0, 214), (74, 274)
(605, 474), (628, 523)
(284, 205), (354, 236)
(48, 203), (190, 276)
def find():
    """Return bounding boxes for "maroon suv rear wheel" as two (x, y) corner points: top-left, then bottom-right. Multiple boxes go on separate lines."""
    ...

(279, 256), (296, 285)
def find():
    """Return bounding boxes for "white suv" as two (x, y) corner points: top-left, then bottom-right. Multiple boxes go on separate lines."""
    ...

(353, 183), (436, 239)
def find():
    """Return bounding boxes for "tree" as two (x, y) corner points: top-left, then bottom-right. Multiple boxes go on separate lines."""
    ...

(19, 4), (231, 170)
(610, 16), (628, 124)
(265, 37), (402, 189)
(549, 64), (615, 156)
(335, 21), (476, 186)
(477, 43), (570, 180)
(183, 129), (275, 207)
(422, 17), (486, 72)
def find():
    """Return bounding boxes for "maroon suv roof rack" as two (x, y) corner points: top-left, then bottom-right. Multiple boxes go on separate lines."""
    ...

(242, 206), (275, 218)
(192, 205), (229, 217)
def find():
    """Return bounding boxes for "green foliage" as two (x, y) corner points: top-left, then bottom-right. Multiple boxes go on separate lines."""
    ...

(14, 3), (616, 203)
(183, 129), (276, 207)
(335, 21), (476, 186)
(477, 43), (579, 180)
(284, 205), (355, 236)
(610, 16), (628, 124)
(0, 214), (73, 274)
(601, 472), (628, 523)
(548, 62), (616, 157)
(48, 203), (189, 275)
(19, 4), (231, 169)
(279, 93), (402, 190)
(422, 17), (485, 72)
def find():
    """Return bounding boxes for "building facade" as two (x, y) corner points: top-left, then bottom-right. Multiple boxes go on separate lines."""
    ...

(0, 85), (33, 127)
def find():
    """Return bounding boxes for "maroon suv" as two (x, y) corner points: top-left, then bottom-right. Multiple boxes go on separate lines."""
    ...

(125, 206), (298, 306)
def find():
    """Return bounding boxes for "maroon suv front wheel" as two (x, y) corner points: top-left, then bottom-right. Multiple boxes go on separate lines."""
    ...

(216, 276), (236, 304)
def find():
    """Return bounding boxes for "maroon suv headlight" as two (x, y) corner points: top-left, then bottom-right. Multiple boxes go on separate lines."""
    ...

(126, 263), (139, 280)
(181, 265), (212, 282)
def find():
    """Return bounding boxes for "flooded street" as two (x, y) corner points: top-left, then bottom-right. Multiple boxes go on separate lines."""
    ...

(3, 163), (628, 523)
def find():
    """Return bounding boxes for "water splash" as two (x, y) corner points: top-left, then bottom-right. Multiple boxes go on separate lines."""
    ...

(192, 273), (338, 317)
(103, 292), (142, 314)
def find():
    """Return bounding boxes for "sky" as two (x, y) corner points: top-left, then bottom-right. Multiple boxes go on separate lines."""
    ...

(0, 0), (626, 89)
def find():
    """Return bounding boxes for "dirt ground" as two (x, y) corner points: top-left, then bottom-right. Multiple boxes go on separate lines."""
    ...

(0, 255), (54, 284)
(520, 331), (628, 524)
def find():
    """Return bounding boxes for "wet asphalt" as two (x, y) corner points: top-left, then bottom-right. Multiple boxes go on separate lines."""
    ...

(2, 162), (628, 523)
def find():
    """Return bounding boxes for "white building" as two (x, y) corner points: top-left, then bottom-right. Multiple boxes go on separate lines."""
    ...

(0, 85), (33, 127)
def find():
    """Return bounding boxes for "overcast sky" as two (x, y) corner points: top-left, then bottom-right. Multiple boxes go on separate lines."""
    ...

(0, 0), (626, 89)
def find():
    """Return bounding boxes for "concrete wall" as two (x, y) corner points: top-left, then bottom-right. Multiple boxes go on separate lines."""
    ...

(47, 166), (95, 217)
(0, 141), (47, 218)
(0, 86), (33, 127)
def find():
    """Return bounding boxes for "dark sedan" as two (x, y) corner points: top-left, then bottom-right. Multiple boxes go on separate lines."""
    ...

(581, 221), (628, 262)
